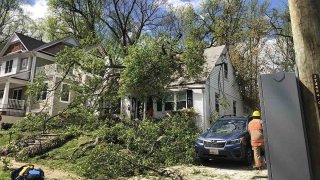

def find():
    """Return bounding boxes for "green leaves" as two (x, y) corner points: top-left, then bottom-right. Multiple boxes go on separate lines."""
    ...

(120, 36), (175, 99)
(74, 110), (200, 178)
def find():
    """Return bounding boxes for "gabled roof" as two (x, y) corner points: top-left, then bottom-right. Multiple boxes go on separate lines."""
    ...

(0, 33), (80, 57)
(34, 36), (80, 52)
(170, 45), (226, 87)
(15, 32), (46, 51)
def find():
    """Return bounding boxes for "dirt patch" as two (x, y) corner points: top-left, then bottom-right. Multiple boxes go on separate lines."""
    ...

(128, 161), (268, 180)
(167, 165), (267, 180)
(9, 160), (268, 180)
(10, 160), (83, 180)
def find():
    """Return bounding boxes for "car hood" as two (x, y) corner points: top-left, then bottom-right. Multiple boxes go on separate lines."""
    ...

(204, 132), (243, 140)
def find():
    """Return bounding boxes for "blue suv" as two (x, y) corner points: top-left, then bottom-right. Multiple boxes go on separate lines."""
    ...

(195, 116), (253, 165)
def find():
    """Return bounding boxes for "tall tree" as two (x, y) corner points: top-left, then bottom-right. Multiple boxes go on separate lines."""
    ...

(267, 7), (295, 71)
(0, 0), (23, 48)
(289, 0), (320, 179)
(47, 0), (167, 46)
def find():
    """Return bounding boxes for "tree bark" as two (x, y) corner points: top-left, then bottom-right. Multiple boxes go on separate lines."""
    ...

(288, 0), (320, 179)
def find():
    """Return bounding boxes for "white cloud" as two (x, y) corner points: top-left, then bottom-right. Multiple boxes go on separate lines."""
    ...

(21, 0), (48, 20)
(166, 0), (202, 8)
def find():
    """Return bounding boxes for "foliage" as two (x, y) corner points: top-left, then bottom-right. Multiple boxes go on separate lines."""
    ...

(72, 110), (199, 178)
(12, 113), (48, 132)
(120, 36), (175, 99)
(267, 8), (295, 71)
(0, 0), (22, 48)
(19, 111), (199, 179)
(1, 157), (11, 171)
(1, 123), (13, 130)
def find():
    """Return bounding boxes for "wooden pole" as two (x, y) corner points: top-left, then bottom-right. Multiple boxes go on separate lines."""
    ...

(288, 0), (320, 179)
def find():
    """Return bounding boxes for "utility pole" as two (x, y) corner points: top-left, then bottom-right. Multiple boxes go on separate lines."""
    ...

(288, 0), (320, 179)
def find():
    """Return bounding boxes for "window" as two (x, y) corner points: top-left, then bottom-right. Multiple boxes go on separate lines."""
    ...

(164, 93), (174, 111)
(156, 100), (163, 111)
(176, 91), (187, 110)
(39, 83), (48, 101)
(5, 60), (13, 73)
(187, 90), (193, 108)
(12, 89), (23, 100)
(224, 63), (228, 79)
(233, 101), (237, 116)
(20, 58), (28, 70)
(215, 93), (220, 113)
(60, 83), (70, 102)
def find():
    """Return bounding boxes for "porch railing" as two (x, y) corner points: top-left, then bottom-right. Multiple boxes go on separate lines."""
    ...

(36, 64), (73, 76)
(8, 99), (25, 110)
(0, 99), (25, 110)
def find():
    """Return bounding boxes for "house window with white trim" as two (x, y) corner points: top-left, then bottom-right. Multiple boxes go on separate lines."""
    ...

(176, 91), (187, 110)
(60, 83), (70, 102)
(20, 58), (28, 70)
(164, 93), (174, 111)
(5, 60), (13, 73)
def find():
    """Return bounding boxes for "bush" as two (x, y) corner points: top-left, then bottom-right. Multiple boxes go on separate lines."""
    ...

(12, 113), (65, 132)
(1, 123), (13, 130)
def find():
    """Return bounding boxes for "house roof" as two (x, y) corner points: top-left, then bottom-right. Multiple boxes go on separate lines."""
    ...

(169, 45), (226, 87)
(15, 32), (46, 51)
(0, 33), (80, 57)
(34, 35), (80, 52)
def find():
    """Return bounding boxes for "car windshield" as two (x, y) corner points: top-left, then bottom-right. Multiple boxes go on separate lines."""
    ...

(209, 119), (247, 134)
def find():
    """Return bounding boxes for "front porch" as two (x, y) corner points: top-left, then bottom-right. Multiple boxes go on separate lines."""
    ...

(0, 77), (28, 117)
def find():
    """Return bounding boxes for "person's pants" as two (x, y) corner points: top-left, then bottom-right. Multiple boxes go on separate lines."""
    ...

(252, 146), (265, 167)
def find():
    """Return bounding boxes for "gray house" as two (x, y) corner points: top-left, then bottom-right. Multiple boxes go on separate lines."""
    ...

(0, 32), (79, 124)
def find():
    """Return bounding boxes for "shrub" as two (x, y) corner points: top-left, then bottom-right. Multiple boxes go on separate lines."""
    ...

(1, 123), (13, 130)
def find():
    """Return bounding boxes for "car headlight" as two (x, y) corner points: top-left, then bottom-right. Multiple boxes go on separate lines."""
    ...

(227, 138), (242, 145)
(196, 138), (204, 144)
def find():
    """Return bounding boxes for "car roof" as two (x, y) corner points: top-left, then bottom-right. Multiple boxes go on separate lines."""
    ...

(219, 116), (248, 121)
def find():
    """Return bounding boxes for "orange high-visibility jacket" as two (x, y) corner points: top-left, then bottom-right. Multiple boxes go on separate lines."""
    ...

(248, 119), (264, 147)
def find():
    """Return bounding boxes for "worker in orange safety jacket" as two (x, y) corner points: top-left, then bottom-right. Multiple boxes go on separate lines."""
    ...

(248, 110), (266, 169)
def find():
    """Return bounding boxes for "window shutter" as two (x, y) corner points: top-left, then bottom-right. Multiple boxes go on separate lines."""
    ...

(187, 90), (193, 108)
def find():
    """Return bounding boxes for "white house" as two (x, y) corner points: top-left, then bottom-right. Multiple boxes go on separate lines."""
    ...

(122, 45), (249, 131)
(0, 32), (79, 124)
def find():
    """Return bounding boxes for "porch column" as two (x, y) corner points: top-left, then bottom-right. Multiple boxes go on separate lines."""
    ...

(1, 81), (10, 109)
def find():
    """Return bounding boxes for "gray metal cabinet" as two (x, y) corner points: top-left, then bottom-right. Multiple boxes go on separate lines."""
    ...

(259, 72), (311, 180)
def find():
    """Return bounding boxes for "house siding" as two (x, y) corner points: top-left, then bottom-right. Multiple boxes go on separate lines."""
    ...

(51, 77), (73, 116)
(42, 42), (70, 55)
(4, 42), (25, 56)
(193, 89), (205, 130)
(204, 48), (245, 129)
(30, 78), (54, 113)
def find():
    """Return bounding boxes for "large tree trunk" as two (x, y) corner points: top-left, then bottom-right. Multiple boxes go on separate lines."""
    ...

(288, 0), (320, 179)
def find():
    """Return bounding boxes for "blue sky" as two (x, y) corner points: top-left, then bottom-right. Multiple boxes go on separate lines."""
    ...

(27, 0), (36, 6)
(23, 0), (288, 20)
